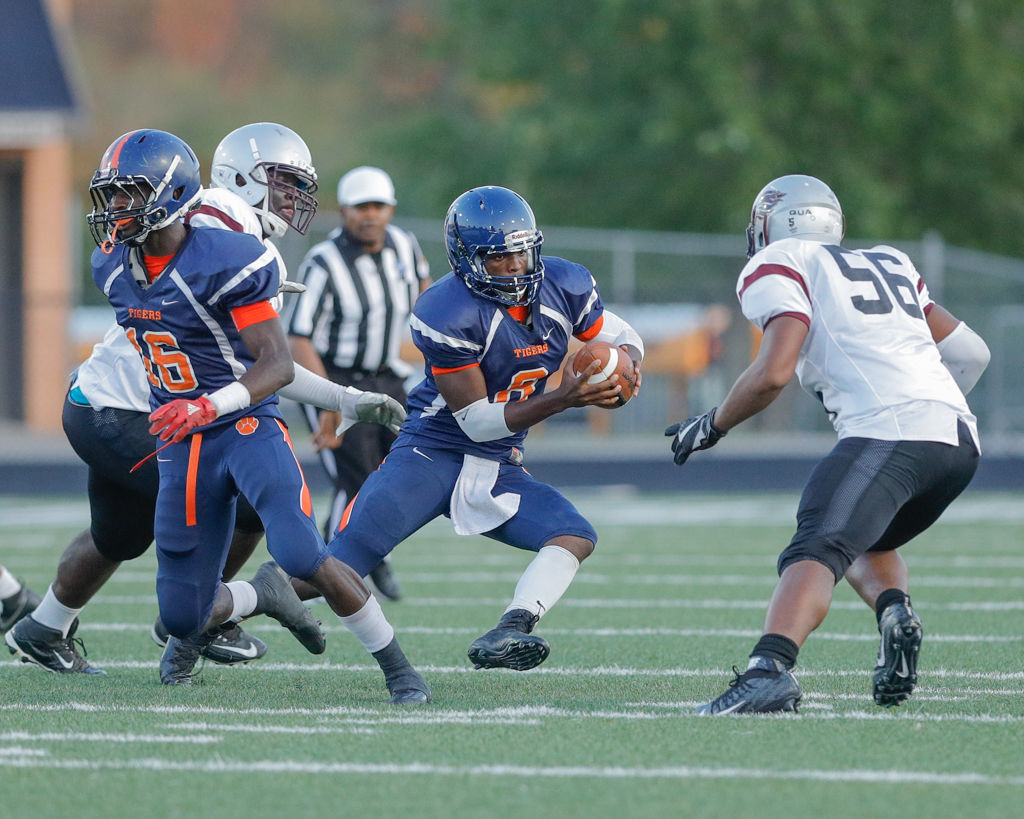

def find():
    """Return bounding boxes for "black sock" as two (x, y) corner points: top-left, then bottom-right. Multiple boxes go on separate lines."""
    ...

(874, 588), (910, 624)
(750, 633), (799, 669)
(371, 637), (410, 675)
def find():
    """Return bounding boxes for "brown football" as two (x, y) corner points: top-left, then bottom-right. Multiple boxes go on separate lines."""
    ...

(571, 340), (636, 407)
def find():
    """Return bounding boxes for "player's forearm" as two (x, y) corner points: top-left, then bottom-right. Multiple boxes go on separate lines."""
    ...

(714, 365), (788, 432)
(231, 318), (299, 403)
(504, 390), (571, 432)
(279, 364), (359, 411)
(239, 353), (295, 404)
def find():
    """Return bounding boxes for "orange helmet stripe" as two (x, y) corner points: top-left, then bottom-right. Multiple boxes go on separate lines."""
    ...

(101, 130), (140, 171)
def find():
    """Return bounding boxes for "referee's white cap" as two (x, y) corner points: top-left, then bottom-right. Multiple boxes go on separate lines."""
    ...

(337, 166), (397, 207)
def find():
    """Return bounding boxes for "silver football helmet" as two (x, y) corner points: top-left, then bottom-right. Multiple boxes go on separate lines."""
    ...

(210, 122), (318, 238)
(746, 174), (844, 258)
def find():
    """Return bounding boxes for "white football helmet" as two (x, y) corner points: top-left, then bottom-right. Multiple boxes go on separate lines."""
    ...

(210, 122), (318, 238)
(746, 174), (844, 258)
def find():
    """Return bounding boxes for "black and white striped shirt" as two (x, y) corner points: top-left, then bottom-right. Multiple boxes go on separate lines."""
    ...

(284, 225), (430, 376)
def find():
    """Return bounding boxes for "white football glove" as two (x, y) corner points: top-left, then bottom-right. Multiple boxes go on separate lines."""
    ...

(336, 387), (406, 436)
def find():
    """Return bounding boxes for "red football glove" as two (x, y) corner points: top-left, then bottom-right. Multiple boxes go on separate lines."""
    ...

(148, 396), (218, 443)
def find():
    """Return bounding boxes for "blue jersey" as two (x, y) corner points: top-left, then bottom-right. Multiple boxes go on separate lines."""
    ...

(91, 226), (281, 426)
(397, 256), (604, 461)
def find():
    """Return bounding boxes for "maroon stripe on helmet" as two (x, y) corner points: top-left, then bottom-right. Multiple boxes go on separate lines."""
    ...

(739, 263), (810, 301)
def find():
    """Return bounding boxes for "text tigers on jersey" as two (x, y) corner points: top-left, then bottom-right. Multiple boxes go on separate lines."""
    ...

(128, 308), (162, 320)
(513, 343), (549, 359)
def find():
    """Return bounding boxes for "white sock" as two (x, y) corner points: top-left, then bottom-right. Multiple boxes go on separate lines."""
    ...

(339, 594), (395, 654)
(0, 568), (21, 599)
(30, 585), (83, 637)
(505, 544), (581, 620)
(225, 581), (259, 621)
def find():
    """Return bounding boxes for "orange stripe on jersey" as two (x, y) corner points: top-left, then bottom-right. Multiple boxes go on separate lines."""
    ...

(432, 362), (480, 375)
(185, 433), (203, 527)
(575, 314), (604, 341)
(231, 300), (279, 331)
(275, 419), (313, 517)
(335, 494), (358, 535)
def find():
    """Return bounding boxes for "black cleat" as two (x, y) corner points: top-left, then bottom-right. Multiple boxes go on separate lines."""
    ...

(152, 616), (267, 665)
(467, 608), (550, 671)
(250, 562), (325, 654)
(386, 669), (432, 706)
(159, 633), (211, 685)
(1, 583), (41, 633)
(873, 600), (923, 707)
(372, 637), (432, 706)
(367, 560), (402, 602)
(5, 615), (105, 675)
(696, 656), (801, 715)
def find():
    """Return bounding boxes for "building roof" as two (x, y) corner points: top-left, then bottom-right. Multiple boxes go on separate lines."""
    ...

(0, 0), (84, 145)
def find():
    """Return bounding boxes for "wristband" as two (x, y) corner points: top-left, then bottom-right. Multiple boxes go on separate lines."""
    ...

(207, 381), (252, 417)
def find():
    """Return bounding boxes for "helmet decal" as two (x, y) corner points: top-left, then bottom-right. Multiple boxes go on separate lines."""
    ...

(444, 186), (545, 307)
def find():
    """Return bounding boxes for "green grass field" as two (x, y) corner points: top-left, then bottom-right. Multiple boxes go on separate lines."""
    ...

(1, 491), (1023, 819)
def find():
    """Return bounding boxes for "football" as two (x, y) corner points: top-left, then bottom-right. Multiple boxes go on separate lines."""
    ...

(571, 340), (637, 407)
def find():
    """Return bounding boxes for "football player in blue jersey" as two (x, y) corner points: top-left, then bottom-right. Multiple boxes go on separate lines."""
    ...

(320, 185), (645, 671)
(7, 124), (409, 680)
(74, 129), (429, 703)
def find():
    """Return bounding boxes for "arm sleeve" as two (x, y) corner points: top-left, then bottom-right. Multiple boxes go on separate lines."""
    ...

(587, 309), (644, 361)
(936, 321), (990, 395)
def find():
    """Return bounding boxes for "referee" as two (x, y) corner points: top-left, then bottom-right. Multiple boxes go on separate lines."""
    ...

(285, 166), (431, 601)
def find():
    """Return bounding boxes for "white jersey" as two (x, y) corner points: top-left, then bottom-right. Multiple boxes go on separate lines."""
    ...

(75, 187), (283, 411)
(737, 238), (977, 447)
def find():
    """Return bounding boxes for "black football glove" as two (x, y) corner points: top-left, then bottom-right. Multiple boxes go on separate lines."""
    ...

(664, 408), (727, 466)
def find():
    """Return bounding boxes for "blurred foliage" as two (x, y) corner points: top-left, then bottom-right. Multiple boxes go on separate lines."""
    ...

(72, 0), (1024, 261)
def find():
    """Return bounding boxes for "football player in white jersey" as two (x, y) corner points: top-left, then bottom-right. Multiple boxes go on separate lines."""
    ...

(666, 174), (989, 714)
(7, 124), (409, 684)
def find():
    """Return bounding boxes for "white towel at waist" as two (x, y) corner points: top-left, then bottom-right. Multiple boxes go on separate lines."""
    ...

(450, 454), (520, 536)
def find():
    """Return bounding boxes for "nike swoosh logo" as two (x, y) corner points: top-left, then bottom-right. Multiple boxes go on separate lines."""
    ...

(413, 447), (433, 461)
(156, 457), (172, 463)
(53, 651), (75, 670)
(714, 701), (745, 715)
(542, 327), (555, 341)
(161, 299), (178, 305)
(215, 643), (260, 659)
(895, 655), (910, 678)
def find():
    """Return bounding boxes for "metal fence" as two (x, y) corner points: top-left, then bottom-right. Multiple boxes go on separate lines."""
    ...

(238, 217), (1024, 440)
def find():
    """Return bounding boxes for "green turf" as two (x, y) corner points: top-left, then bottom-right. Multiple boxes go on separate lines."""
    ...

(1, 493), (1022, 818)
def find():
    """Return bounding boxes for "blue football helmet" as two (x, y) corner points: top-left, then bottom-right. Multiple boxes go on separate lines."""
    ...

(87, 129), (202, 251)
(444, 186), (545, 307)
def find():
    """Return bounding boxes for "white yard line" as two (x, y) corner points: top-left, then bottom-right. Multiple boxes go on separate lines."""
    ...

(0, 754), (1021, 786)
(5, 662), (1023, 681)
(49, 595), (1024, 612)
(0, 731), (221, 744)
(5, 493), (1024, 529)
(78, 621), (1020, 644)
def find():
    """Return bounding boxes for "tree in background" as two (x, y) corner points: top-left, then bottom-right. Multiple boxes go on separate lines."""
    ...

(73, 0), (1024, 258)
